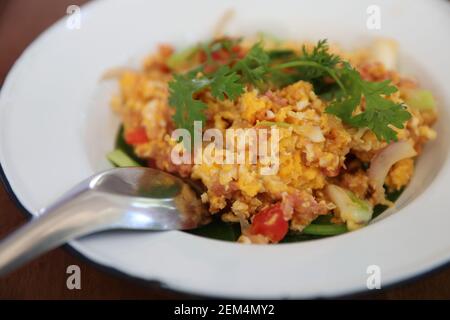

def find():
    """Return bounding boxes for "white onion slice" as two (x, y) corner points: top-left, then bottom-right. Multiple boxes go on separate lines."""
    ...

(293, 125), (325, 143)
(326, 184), (373, 231)
(368, 140), (417, 204)
(373, 38), (398, 70)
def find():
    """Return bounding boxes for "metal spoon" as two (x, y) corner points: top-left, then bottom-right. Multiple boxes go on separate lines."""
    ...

(0, 167), (210, 276)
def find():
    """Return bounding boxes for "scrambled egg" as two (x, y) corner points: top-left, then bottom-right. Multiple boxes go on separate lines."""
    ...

(110, 40), (437, 239)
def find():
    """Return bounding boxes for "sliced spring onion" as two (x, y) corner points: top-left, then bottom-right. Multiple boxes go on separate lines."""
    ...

(302, 224), (347, 236)
(257, 31), (282, 45)
(167, 46), (199, 69)
(257, 120), (291, 128)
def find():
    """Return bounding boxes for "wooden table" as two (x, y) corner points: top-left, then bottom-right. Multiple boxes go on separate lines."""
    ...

(0, 0), (449, 300)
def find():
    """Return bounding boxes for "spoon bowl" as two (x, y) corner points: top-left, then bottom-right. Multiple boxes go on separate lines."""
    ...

(0, 167), (209, 276)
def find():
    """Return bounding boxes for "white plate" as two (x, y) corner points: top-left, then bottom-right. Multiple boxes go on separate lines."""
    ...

(1, 0), (450, 298)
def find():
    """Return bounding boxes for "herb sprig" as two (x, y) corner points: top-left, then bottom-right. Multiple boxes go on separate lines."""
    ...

(168, 42), (268, 139)
(326, 63), (411, 142)
(168, 38), (411, 142)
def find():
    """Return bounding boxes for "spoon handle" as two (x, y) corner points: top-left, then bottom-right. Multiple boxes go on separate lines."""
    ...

(0, 192), (123, 277)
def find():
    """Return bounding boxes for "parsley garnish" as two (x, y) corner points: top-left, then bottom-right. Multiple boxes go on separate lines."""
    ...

(168, 64), (246, 140)
(168, 74), (209, 137)
(295, 39), (342, 81)
(168, 41), (265, 139)
(231, 43), (270, 89)
(326, 63), (411, 142)
(167, 38), (411, 143)
(210, 66), (244, 101)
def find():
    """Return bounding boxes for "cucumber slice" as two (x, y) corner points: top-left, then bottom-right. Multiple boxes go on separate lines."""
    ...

(405, 89), (436, 111)
(107, 149), (141, 167)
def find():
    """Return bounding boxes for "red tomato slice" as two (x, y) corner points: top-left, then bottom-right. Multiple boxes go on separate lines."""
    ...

(199, 44), (243, 73)
(211, 48), (231, 62)
(125, 127), (149, 145)
(231, 45), (245, 58)
(248, 203), (288, 243)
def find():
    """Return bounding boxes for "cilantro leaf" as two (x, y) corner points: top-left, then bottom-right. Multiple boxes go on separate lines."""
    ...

(232, 43), (271, 88)
(297, 39), (341, 81)
(168, 38), (411, 143)
(326, 64), (411, 142)
(168, 42), (267, 134)
(168, 74), (209, 137)
(209, 66), (244, 100)
(168, 66), (244, 137)
(271, 40), (344, 92)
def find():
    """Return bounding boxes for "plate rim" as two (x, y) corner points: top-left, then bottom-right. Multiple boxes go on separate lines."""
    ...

(1, 161), (450, 299)
(1, 0), (450, 299)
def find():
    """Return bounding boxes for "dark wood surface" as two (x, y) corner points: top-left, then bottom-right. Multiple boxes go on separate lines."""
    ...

(0, 0), (449, 300)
